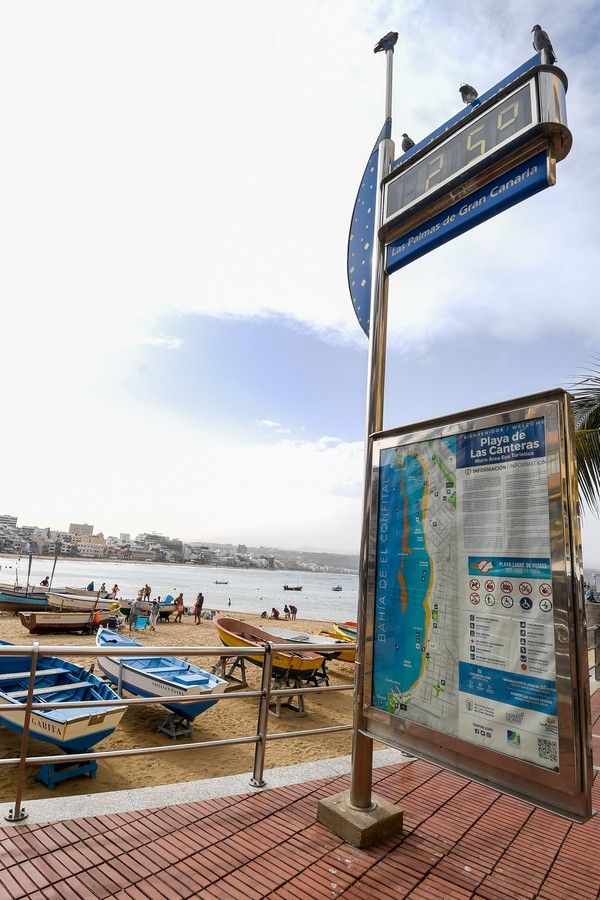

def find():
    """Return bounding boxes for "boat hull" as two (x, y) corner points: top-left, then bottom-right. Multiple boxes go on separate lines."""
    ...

(47, 593), (118, 613)
(0, 592), (49, 613)
(95, 628), (226, 721)
(0, 645), (126, 753)
(18, 612), (117, 634)
(318, 630), (356, 662)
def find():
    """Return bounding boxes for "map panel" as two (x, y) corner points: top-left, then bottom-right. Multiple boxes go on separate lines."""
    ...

(371, 416), (559, 770)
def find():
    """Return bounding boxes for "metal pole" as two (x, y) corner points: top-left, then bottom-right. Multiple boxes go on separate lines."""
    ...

(5, 641), (39, 822)
(250, 642), (274, 787)
(350, 46), (395, 811)
(117, 659), (124, 697)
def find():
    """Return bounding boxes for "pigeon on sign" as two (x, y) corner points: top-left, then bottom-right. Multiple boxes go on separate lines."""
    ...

(373, 32), (398, 53)
(401, 133), (415, 152)
(532, 25), (556, 65)
(459, 84), (479, 104)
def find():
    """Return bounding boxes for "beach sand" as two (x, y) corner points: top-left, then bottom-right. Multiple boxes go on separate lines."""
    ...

(0, 611), (360, 803)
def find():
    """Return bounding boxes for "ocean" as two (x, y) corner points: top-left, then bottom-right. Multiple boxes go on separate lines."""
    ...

(0, 556), (358, 624)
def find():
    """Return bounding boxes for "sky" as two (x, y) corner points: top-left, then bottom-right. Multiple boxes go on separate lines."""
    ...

(1, 1), (600, 558)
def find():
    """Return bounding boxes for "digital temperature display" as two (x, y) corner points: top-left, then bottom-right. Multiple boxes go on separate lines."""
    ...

(385, 81), (535, 223)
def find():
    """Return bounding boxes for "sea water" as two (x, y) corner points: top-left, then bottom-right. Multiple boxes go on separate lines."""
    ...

(0, 556), (358, 624)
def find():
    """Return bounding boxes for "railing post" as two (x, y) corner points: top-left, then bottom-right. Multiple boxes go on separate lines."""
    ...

(250, 644), (273, 787)
(5, 641), (40, 823)
(117, 659), (124, 697)
(595, 624), (600, 682)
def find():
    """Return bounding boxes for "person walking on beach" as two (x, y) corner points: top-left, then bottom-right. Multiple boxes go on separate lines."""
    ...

(284, 604), (290, 620)
(194, 592), (204, 625)
(111, 584), (119, 599)
(144, 584), (151, 601)
(174, 593), (185, 623)
(149, 598), (160, 632)
(289, 604), (297, 620)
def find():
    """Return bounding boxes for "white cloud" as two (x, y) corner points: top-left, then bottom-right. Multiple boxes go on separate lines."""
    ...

(1, 1), (598, 549)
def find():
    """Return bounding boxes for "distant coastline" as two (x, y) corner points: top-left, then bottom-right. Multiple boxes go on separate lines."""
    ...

(0, 552), (358, 576)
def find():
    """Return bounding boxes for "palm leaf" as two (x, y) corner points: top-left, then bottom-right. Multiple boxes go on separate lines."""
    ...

(574, 427), (600, 514)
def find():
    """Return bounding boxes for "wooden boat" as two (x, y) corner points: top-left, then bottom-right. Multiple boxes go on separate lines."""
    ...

(318, 629), (356, 663)
(0, 641), (126, 754)
(215, 615), (323, 677)
(263, 625), (344, 661)
(283, 585), (302, 591)
(64, 586), (109, 597)
(18, 611), (121, 634)
(331, 623), (357, 641)
(332, 586), (343, 591)
(47, 592), (119, 613)
(0, 590), (49, 614)
(96, 628), (226, 721)
(119, 596), (175, 617)
(215, 580), (229, 584)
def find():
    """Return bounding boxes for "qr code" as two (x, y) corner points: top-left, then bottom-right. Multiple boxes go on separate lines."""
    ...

(537, 738), (558, 762)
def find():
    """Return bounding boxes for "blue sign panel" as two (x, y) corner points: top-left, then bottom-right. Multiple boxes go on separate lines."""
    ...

(347, 120), (391, 336)
(386, 151), (550, 274)
(456, 418), (546, 468)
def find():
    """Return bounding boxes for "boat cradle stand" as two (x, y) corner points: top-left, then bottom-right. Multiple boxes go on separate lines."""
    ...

(211, 654), (248, 690)
(156, 714), (194, 739)
(36, 759), (97, 790)
(269, 673), (307, 718)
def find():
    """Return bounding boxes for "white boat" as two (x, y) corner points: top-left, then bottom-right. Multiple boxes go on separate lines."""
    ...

(18, 610), (122, 634)
(47, 592), (119, 613)
(96, 627), (227, 721)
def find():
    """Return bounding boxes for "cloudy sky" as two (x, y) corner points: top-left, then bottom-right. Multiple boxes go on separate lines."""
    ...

(2, 1), (599, 559)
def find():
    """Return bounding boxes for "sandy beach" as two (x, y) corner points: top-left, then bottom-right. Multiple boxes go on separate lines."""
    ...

(0, 610), (360, 804)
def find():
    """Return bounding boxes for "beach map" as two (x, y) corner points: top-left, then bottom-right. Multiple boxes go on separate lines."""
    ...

(371, 417), (560, 770)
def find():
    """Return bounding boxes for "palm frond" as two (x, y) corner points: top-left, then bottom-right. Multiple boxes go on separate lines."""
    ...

(575, 427), (600, 515)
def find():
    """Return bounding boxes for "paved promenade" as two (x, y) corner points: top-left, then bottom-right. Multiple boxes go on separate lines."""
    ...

(0, 694), (599, 898)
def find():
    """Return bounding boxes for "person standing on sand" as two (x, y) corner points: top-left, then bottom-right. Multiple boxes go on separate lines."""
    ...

(128, 597), (141, 632)
(194, 592), (204, 625)
(149, 598), (160, 632)
(289, 604), (297, 620)
(284, 604), (290, 619)
(144, 584), (151, 601)
(111, 584), (119, 599)
(174, 593), (185, 623)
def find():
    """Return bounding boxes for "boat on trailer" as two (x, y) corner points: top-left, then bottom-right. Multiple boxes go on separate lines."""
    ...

(95, 627), (226, 735)
(18, 611), (121, 634)
(0, 640), (126, 787)
(215, 615), (324, 678)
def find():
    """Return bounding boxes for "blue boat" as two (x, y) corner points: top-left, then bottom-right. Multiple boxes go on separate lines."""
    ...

(0, 641), (127, 755)
(96, 627), (227, 723)
(0, 590), (49, 614)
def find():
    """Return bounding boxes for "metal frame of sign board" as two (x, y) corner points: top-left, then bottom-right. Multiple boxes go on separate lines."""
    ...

(380, 66), (571, 248)
(361, 388), (593, 821)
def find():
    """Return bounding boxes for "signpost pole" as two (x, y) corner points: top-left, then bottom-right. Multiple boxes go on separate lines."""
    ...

(350, 46), (395, 811)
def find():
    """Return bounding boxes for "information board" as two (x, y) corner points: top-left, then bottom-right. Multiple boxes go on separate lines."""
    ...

(363, 390), (592, 821)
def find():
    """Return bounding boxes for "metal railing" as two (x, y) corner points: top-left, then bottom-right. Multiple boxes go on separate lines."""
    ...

(0, 639), (355, 822)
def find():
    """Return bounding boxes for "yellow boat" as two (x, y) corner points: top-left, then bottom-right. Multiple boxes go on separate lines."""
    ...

(215, 615), (324, 677)
(318, 629), (356, 663)
(329, 623), (357, 642)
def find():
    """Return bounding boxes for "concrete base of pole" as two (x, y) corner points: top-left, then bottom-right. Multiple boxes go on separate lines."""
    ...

(316, 789), (403, 849)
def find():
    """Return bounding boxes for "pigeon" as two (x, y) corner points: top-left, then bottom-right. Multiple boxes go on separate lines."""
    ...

(373, 32), (398, 53)
(401, 133), (415, 152)
(459, 84), (479, 104)
(532, 25), (556, 64)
